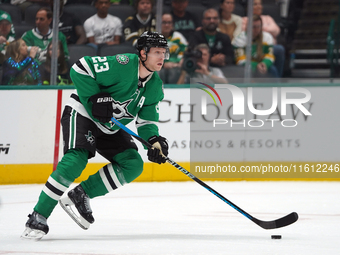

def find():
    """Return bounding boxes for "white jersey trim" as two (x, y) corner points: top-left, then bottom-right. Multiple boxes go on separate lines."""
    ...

(72, 63), (89, 76)
(47, 176), (68, 192)
(42, 177), (68, 201)
(68, 109), (77, 150)
(80, 57), (94, 78)
(135, 116), (158, 129)
(99, 164), (122, 192)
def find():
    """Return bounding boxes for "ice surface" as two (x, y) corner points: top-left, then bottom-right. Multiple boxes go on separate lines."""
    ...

(0, 181), (339, 255)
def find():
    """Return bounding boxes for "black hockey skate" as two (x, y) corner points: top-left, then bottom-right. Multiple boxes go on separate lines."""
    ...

(21, 211), (49, 241)
(59, 185), (94, 230)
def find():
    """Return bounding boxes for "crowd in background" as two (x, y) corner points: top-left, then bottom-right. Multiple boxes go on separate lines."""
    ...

(0, 0), (289, 85)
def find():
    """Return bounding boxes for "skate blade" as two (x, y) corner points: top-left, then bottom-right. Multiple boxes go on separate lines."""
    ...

(59, 196), (90, 230)
(20, 227), (45, 241)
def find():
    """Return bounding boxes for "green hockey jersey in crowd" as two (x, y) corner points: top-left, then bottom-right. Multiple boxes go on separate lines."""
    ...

(22, 29), (69, 63)
(70, 53), (164, 142)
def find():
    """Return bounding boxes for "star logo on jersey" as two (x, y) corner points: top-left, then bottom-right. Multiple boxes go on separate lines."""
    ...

(85, 131), (95, 145)
(130, 88), (141, 101)
(116, 55), (129, 65)
(112, 99), (134, 120)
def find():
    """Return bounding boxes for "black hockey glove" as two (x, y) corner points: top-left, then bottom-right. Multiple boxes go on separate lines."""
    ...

(147, 135), (169, 164)
(89, 92), (114, 123)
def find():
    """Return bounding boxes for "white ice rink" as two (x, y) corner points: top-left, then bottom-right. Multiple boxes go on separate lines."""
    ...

(0, 181), (339, 255)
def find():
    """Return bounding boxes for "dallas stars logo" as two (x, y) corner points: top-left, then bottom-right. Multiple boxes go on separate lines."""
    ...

(112, 99), (134, 120)
(116, 55), (129, 65)
(85, 131), (95, 145)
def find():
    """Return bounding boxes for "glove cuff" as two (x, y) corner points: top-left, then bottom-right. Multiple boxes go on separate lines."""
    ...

(148, 135), (159, 145)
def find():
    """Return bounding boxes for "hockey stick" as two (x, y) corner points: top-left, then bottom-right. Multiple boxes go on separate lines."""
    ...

(110, 117), (298, 230)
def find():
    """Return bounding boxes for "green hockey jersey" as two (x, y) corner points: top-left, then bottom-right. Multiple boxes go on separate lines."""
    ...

(70, 53), (164, 142)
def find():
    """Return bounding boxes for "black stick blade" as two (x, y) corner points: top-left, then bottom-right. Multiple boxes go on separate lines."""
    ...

(253, 212), (299, 230)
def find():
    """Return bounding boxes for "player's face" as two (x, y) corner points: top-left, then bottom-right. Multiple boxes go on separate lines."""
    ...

(138, 0), (152, 16)
(144, 47), (167, 72)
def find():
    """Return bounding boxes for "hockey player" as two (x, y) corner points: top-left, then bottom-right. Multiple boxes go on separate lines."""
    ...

(21, 31), (170, 241)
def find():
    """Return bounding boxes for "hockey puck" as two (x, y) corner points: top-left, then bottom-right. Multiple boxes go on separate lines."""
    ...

(271, 235), (282, 239)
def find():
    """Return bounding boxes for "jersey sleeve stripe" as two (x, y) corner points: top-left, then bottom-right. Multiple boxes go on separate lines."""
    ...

(72, 61), (89, 76)
(80, 57), (94, 78)
(75, 60), (87, 73)
(135, 116), (158, 128)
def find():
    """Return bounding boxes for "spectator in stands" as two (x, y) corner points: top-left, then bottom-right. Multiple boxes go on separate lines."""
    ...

(21, 7), (69, 63)
(123, 0), (156, 45)
(0, 12), (15, 65)
(171, 0), (199, 41)
(39, 40), (71, 85)
(189, 8), (234, 68)
(158, 12), (188, 84)
(1, 38), (42, 85)
(233, 15), (279, 78)
(177, 43), (228, 84)
(50, 0), (87, 45)
(242, 0), (280, 43)
(218, 0), (242, 42)
(242, 0), (285, 77)
(84, 0), (122, 51)
(0, 10), (15, 39)
(10, 0), (50, 20)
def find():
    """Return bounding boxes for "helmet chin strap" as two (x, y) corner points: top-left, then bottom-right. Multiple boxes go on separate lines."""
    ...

(140, 53), (154, 73)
